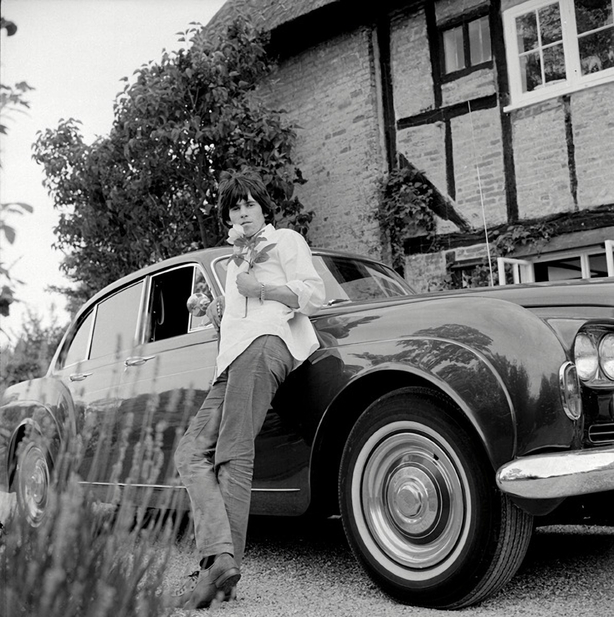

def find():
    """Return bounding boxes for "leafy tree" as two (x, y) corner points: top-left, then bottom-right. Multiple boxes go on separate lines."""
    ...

(33, 18), (312, 305)
(0, 16), (35, 319)
(0, 310), (66, 391)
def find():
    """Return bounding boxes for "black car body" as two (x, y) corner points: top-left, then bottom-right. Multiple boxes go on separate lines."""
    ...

(1, 247), (613, 608)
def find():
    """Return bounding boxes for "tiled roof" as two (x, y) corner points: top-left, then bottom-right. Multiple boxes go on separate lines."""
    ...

(204, 0), (342, 38)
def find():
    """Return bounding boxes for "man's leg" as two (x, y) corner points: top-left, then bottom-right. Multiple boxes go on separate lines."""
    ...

(174, 375), (234, 559)
(171, 375), (241, 609)
(215, 335), (293, 566)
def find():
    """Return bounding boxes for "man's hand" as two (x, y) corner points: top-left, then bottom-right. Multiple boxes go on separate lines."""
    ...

(236, 271), (261, 298)
(206, 296), (225, 331)
(236, 272), (300, 309)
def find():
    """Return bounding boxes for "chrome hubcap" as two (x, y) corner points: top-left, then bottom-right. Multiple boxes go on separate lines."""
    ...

(358, 423), (468, 571)
(387, 467), (439, 534)
(19, 444), (50, 526)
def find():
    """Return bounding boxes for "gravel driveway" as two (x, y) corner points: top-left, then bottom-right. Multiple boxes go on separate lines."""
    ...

(164, 516), (614, 617)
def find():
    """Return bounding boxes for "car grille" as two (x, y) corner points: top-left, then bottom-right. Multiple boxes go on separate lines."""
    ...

(588, 423), (614, 444)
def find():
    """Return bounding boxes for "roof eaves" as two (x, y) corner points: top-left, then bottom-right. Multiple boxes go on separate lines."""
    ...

(203, 0), (344, 40)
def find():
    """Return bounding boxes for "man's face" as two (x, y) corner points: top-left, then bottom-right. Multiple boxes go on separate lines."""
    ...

(228, 191), (266, 237)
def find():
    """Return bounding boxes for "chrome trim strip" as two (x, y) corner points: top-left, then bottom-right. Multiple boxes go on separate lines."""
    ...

(496, 445), (614, 499)
(251, 488), (300, 493)
(78, 481), (300, 493)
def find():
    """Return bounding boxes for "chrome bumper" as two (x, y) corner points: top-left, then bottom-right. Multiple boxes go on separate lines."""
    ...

(496, 445), (614, 500)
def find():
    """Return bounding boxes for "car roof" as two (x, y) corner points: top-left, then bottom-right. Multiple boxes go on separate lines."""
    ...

(81, 244), (393, 310)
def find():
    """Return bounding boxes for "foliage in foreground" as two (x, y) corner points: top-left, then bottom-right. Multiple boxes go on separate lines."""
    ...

(32, 17), (312, 307)
(0, 392), (191, 616)
(1, 482), (174, 617)
(1, 16), (35, 318)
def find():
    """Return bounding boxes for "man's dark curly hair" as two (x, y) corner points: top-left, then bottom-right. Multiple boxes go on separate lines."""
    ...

(217, 170), (276, 227)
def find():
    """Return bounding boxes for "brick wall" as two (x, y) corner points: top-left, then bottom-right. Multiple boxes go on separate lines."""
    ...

(254, 0), (613, 286)
(397, 122), (447, 193)
(404, 251), (448, 292)
(452, 107), (507, 227)
(263, 28), (385, 258)
(390, 7), (434, 118)
(572, 83), (614, 208)
(436, 0), (489, 22)
(511, 99), (575, 219)
(441, 67), (496, 107)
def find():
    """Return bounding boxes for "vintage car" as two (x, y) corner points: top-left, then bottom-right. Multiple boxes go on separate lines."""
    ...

(1, 246), (613, 609)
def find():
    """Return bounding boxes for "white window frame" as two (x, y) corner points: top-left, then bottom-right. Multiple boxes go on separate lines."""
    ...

(503, 0), (614, 110)
(497, 240), (614, 285)
(497, 257), (536, 285)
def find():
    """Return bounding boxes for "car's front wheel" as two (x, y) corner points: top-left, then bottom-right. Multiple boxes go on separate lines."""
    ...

(15, 437), (53, 527)
(339, 388), (533, 609)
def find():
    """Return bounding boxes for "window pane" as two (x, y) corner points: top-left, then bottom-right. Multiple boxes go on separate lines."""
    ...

(469, 16), (492, 64)
(545, 257), (583, 281)
(539, 3), (563, 45)
(443, 26), (465, 73)
(189, 268), (213, 331)
(575, 0), (613, 35)
(148, 266), (198, 342)
(516, 12), (539, 52)
(543, 43), (567, 82)
(90, 282), (143, 358)
(589, 253), (609, 277)
(62, 311), (94, 368)
(313, 255), (411, 303)
(578, 27), (614, 74)
(520, 51), (543, 91)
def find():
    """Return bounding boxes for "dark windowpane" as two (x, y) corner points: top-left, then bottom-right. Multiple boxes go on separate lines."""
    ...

(541, 257), (583, 281)
(90, 282), (143, 358)
(543, 43), (567, 82)
(539, 3), (563, 45)
(443, 26), (465, 73)
(575, 0), (613, 35)
(516, 12), (538, 52)
(589, 253), (609, 277)
(148, 267), (195, 342)
(578, 27), (614, 73)
(469, 16), (492, 64)
(520, 51), (543, 91)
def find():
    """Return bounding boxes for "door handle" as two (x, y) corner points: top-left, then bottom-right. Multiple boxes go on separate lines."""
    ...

(124, 355), (156, 367)
(70, 372), (93, 382)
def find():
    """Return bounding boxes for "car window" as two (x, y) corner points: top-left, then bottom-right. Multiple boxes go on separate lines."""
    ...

(146, 265), (212, 343)
(313, 255), (411, 304)
(90, 282), (144, 359)
(60, 310), (95, 369)
(189, 267), (214, 332)
(212, 253), (412, 304)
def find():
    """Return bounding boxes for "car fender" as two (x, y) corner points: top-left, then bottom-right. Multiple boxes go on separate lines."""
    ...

(343, 343), (516, 469)
(310, 296), (576, 474)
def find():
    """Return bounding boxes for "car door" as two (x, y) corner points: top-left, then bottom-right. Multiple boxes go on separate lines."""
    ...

(52, 280), (145, 487)
(115, 263), (219, 504)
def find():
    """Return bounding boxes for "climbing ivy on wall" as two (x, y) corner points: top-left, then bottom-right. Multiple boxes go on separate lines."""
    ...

(377, 165), (436, 272)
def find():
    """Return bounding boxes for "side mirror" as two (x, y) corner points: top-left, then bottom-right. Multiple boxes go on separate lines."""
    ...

(186, 292), (211, 317)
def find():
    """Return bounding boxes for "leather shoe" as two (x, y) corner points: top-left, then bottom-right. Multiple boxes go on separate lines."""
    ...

(184, 553), (241, 610)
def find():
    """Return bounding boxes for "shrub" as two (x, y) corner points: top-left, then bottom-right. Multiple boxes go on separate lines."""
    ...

(0, 401), (187, 616)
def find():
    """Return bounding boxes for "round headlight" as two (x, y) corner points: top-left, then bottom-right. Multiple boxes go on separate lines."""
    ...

(574, 333), (598, 381)
(599, 333), (614, 381)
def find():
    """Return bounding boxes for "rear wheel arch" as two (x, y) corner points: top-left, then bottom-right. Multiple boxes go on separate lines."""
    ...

(8, 414), (60, 489)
